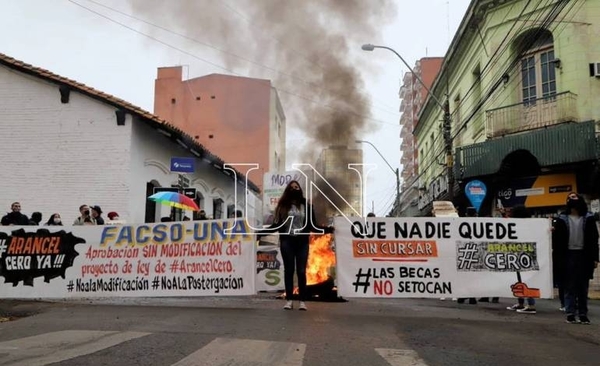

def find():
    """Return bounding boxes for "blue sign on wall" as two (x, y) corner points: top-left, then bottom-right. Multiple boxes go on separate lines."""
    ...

(170, 157), (195, 173)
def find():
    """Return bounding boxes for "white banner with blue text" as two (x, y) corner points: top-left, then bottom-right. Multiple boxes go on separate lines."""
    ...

(0, 220), (256, 298)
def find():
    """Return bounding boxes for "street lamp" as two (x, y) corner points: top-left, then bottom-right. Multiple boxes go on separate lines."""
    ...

(355, 139), (400, 217)
(361, 43), (454, 202)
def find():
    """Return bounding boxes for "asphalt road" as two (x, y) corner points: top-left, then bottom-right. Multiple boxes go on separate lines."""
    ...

(1, 295), (599, 366)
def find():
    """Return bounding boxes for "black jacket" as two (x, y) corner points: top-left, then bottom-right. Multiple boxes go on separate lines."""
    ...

(1, 212), (30, 226)
(257, 203), (333, 241)
(552, 212), (599, 280)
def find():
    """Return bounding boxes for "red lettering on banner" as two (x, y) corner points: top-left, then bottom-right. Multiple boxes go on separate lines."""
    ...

(374, 280), (393, 295)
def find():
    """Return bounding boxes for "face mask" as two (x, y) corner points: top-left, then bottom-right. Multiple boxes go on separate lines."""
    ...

(290, 189), (303, 200)
(53, 218), (61, 224)
(567, 198), (584, 213)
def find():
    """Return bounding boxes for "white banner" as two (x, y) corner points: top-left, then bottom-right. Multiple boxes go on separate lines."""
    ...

(255, 243), (285, 292)
(0, 220), (256, 298)
(334, 217), (553, 299)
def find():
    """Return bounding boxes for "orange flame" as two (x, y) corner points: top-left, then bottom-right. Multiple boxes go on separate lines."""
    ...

(306, 234), (335, 285)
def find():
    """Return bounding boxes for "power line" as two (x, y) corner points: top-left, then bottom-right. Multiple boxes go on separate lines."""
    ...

(79, 0), (402, 118)
(67, 0), (401, 129)
(446, 0), (535, 122)
(481, 0), (584, 113)
(452, 0), (572, 143)
(401, 1), (535, 173)
(411, 0), (572, 192)
(425, 0), (555, 152)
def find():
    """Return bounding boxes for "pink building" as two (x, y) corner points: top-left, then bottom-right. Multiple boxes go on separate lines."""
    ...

(399, 57), (443, 190)
(398, 57), (443, 216)
(154, 68), (286, 191)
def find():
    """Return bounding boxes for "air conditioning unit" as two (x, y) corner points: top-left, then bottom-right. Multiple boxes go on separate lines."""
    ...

(592, 63), (600, 77)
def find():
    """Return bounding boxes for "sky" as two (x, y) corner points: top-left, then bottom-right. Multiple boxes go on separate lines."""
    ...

(0, 0), (471, 217)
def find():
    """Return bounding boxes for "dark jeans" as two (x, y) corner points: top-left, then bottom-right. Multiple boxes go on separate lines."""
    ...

(518, 297), (536, 306)
(565, 251), (589, 316)
(280, 235), (310, 301)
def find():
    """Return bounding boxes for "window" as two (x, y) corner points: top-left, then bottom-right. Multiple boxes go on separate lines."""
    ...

(540, 50), (556, 97)
(454, 94), (462, 146)
(213, 199), (223, 219)
(521, 56), (537, 104)
(192, 192), (205, 220)
(518, 29), (556, 105)
(471, 65), (483, 140)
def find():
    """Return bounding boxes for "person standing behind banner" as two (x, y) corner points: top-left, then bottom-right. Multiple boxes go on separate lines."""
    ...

(506, 205), (537, 314)
(257, 180), (333, 311)
(552, 192), (599, 324)
(458, 207), (478, 305)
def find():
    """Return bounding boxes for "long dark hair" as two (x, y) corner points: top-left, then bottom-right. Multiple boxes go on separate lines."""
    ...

(274, 180), (306, 223)
(46, 213), (63, 226)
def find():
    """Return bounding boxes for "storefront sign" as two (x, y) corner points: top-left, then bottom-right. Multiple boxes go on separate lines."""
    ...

(418, 175), (449, 210)
(496, 173), (576, 208)
(465, 180), (487, 214)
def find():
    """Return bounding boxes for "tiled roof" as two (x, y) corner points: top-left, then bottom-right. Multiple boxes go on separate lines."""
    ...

(0, 52), (260, 194)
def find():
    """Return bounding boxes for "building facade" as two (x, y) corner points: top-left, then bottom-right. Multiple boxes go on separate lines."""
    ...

(415, 0), (600, 217)
(154, 69), (286, 191)
(0, 53), (261, 225)
(414, 0), (600, 288)
(398, 57), (443, 217)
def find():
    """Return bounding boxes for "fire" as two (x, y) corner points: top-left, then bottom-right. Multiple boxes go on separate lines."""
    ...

(306, 233), (335, 285)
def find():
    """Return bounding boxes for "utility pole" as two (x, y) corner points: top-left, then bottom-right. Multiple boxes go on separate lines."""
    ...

(395, 168), (401, 216)
(442, 100), (454, 201)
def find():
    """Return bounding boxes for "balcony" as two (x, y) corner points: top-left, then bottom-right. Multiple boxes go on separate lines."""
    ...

(485, 92), (578, 139)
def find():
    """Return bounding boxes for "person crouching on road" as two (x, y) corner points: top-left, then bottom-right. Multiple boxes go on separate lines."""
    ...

(258, 180), (333, 311)
(552, 193), (599, 324)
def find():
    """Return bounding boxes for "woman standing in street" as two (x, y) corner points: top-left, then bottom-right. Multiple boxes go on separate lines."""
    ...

(260, 180), (333, 311)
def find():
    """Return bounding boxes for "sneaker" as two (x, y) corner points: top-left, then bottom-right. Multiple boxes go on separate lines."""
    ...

(559, 306), (566, 312)
(566, 315), (578, 324)
(579, 315), (591, 325)
(507, 304), (525, 311)
(283, 300), (293, 310)
(298, 301), (307, 311)
(516, 306), (537, 314)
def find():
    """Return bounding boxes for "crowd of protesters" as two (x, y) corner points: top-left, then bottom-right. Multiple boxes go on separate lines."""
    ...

(1, 202), (120, 227)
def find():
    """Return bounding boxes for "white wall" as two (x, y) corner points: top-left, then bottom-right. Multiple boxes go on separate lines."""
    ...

(0, 66), (132, 224)
(129, 121), (251, 223)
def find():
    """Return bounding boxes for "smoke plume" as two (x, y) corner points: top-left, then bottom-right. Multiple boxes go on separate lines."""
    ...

(127, 0), (396, 218)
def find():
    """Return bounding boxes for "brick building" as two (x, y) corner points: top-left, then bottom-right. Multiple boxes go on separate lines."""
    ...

(398, 57), (443, 217)
(154, 68), (286, 191)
